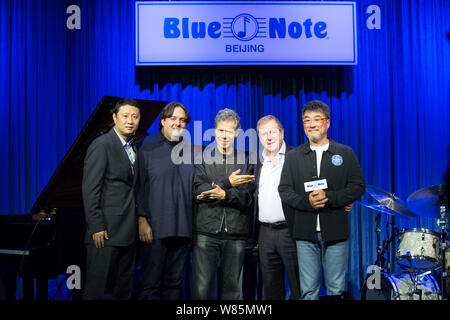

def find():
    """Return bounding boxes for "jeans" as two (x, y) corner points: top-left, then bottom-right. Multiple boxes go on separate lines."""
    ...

(192, 234), (246, 300)
(296, 232), (349, 300)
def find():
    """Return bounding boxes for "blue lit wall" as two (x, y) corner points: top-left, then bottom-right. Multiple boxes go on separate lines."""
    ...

(0, 0), (449, 300)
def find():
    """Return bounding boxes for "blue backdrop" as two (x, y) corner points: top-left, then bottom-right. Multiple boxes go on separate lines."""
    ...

(0, 0), (449, 300)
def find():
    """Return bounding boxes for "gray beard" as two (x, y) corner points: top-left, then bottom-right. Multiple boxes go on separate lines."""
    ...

(308, 135), (321, 143)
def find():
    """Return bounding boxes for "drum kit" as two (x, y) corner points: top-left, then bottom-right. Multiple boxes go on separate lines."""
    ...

(359, 184), (449, 300)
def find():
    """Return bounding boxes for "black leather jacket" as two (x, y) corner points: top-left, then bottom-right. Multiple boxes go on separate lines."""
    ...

(193, 147), (255, 238)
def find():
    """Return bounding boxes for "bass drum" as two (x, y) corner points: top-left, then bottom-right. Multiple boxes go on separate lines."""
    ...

(362, 272), (441, 300)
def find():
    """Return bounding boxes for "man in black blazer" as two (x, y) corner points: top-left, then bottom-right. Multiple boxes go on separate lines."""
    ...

(82, 98), (141, 300)
(278, 100), (365, 300)
(252, 115), (300, 300)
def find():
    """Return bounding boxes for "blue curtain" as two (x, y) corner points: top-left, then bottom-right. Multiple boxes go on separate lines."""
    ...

(1, 0), (449, 299)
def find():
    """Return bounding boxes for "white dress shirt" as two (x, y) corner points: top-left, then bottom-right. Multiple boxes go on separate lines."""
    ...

(258, 142), (287, 223)
(114, 127), (136, 166)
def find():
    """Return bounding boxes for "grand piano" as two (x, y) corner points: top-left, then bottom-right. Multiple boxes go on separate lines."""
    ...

(0, 96), (166, 300)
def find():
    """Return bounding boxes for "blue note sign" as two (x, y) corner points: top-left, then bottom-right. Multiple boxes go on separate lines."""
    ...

(136, 1), (357, 65)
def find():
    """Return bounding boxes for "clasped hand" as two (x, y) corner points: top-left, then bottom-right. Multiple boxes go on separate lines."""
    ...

(197, 182), (226, 201)
(309, 189), (355, 212)
(309, 189), (328, 210)
(197, 169), (254, 201)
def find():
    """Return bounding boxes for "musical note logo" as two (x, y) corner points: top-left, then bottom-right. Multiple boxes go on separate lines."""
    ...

(231, 14), (259, 41)
(237, 16), (250, 38)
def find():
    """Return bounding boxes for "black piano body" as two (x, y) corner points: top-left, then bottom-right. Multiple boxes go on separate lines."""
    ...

(0, 96), (166, 300)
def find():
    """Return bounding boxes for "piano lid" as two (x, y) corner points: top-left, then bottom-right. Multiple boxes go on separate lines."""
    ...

(31, 96), (167, 214)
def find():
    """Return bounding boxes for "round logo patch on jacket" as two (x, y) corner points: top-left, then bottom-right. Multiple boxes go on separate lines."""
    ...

(331, 154), (343, 166)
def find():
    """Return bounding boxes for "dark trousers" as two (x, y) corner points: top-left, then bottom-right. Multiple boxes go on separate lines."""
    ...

(258, 224), (300, 300)
(192, 233), (246, 300)
(83, 243), (136, 300)
(139, 237), (190, 300)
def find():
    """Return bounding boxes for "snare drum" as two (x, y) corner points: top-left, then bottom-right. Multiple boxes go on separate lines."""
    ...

(362, 272), (440, 300)
(396, 228), (440, 270)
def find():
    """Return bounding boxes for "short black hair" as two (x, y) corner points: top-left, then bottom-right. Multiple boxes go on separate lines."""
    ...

(114, 98), (140, 114)
(302, 100), (330, 119)
(159, 102), (191, 128)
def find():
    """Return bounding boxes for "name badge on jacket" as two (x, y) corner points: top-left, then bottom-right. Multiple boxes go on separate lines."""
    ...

(304, 179), (328, 192)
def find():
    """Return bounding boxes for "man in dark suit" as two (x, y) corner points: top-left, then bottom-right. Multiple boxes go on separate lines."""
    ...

(253, 115), (300, 300)
(82, 98), (141, 300)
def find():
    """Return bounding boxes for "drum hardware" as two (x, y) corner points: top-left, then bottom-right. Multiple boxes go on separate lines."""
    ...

(378, 219), (400, 273)
(357, 186), (414, 270)
(438, 203), (448, 277)
(445, 243), (450, 269)
(362, 271), (441, 300)
(361, 186), (416, 272)
(406, 184), (448, 300)
(375, 213), (382, 269)
(410, 270), (434, 300)
(359, 185), (448, 300)
(438, 202), (448, 299)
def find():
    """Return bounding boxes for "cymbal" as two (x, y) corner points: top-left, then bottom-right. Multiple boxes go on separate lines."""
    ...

(355, 201), (416, 218)
(407, 184), (448, 218)
(356, 201), (416, 218)
(364, 185), (416, 218)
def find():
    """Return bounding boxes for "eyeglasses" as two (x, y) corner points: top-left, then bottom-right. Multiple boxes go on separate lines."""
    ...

(302, 118), (328, 126)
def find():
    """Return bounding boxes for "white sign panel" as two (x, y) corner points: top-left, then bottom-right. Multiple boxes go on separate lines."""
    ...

(136, 1), (357, 65)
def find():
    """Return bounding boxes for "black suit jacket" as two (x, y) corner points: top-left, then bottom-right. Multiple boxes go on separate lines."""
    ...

(251, 144), (295, 245)
(82, 128), (138, 247)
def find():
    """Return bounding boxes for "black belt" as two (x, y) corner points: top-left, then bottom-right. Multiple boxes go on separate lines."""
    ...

(260, 221), (287, 230)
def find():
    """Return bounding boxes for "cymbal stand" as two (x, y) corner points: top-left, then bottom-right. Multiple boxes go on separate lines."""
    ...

(373, 213), (384, 269)
(412, 270), (435, 300)
(378, 217), (399, 274)
(387, 215), (397, 273)
(438, 200), (448, 300)
(411, 271), (422, 300)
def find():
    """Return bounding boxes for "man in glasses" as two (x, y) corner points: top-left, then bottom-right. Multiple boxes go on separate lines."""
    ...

(136, 102), (195, 300)
(278, 100), (365, 300)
